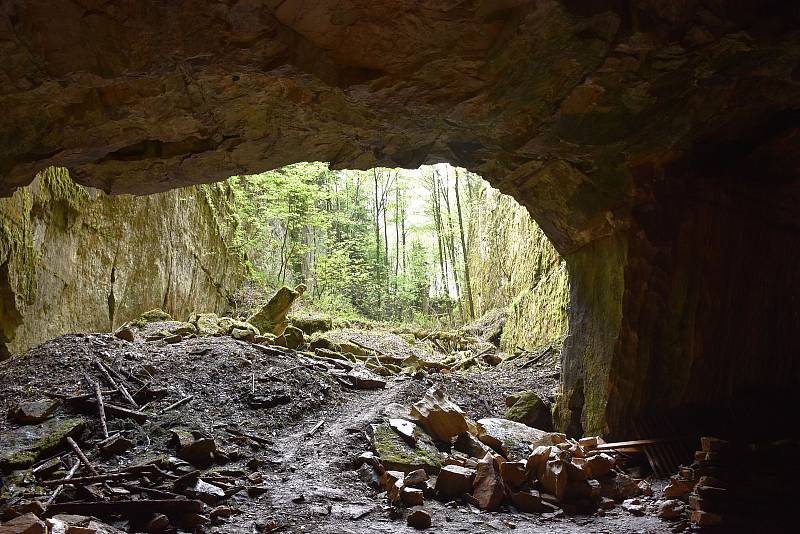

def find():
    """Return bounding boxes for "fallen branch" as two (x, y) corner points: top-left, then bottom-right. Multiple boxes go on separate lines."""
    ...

(159, 395), (193, 414)
(46, 458), (79, 505)
(42, 471), (144, 486)
(95, 361), (139, 409)
(306, 419), (325, 437)
(87, 376), (109, 439)
(66, 437), (99, 476)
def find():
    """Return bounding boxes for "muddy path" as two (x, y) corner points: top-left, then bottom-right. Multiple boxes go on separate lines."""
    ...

(0, 329), (674, 533)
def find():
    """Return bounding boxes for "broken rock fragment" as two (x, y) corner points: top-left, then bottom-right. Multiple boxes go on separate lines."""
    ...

(472, 452), (505, 511)
(170, 430), (216, 467)
(510, 490), (546, 513)
(406, 508), (431, 529)
(434, 465), (476, 498)
(410, 386), (467, 442)
(0, 513), (46, 534)
(498, 461), (527, 489)
(344, 367), (386, 390)
(539, 460), (568, 502)
(247, 285), (306, 336)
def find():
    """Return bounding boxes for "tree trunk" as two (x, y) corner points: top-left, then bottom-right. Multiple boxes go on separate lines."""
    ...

(454, 168), (475, 320)
(440, 168), (464, 322)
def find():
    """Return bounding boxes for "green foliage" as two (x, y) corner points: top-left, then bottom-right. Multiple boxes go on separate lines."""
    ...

(227, 162), (479, 326)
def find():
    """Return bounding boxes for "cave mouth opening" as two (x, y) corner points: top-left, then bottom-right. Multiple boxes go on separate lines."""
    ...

(229, 160), (571, 367)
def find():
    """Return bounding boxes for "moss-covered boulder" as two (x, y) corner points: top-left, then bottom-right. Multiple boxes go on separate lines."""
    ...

(131, 309), (172, 327)
(190, 313), (225, 336)
(504, 390), (552, 431)
(170, 322), (198, 336)
(275, 325), (304, 350)
(247, 284), (306, 336)
(369, 423), (443, 474)
(289, 312), (332, 336)
(308, 332), (341, 352)
(0, 417), (86, 473)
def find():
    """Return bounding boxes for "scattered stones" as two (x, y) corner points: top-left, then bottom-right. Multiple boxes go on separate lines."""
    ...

(435, 465), (476, 498)
(9, 400), (60, 424)
(406, 508), (431, 529)
(410, 386), (468, 442)
(188, 479), (226, 505)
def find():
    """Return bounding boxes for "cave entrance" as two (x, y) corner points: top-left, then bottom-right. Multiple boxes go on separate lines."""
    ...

(229, 161), (570, 367)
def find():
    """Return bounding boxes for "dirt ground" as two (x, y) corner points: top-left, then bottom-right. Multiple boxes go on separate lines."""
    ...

(1, 329), (682, 533)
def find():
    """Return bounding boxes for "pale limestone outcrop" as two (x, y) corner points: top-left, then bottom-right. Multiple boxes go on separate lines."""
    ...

(0, 168), (243, 356)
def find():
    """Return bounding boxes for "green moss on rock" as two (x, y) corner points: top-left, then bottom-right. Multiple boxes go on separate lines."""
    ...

(0, 417), (86, 472)
(369, 423), (443, 474)
(504, 390), (552, 431)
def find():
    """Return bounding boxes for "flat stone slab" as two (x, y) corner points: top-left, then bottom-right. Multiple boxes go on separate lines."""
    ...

(369, 423), (443, 474)
(476, 418), (558, 460)
(9, 399), (60, 425)
(0, 417), (85, 472)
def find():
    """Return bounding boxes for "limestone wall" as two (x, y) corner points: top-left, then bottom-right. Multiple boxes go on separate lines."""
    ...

(466, 182), (569, 353)
(0, 168), (244, 357)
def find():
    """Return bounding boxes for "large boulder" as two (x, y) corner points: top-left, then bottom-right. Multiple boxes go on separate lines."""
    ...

(504, 390), (552, 431)
(248, 285), (306, 336)
(289, 313), (333, 336)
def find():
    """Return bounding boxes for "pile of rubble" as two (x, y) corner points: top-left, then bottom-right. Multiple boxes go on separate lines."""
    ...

(360, 386), (653, 529)
(0, 331), (342, 533)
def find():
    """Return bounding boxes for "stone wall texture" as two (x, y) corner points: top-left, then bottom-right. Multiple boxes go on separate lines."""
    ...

(0, 168), (244, 356)
(466, 182), (569, 353)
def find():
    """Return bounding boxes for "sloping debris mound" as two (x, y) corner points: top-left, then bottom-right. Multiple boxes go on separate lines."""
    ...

(361, 386), (656, 529)
(0, 331), (346, 532)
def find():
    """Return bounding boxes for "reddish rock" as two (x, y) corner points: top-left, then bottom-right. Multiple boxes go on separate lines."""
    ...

(401, 487), (425, 506)
(434, 465), (475, 498)
(407, 508), (431, 529)
(0, 513), (46, 534)
(472, 453), (505, 511)
(539, 460), (568, 502)
(510, 490), (546, 513)
(498, 461), (527, 489)
(410, 386), (467, 442)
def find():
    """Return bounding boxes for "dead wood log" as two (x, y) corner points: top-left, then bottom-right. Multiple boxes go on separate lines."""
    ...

(87, 376), (109, 439)
(120, 483), (180, 499)
(66, 437), (99, 476)
(45, 499), (204, 517)
(42, 471), (144, 486)
(75, 399), (149, 423)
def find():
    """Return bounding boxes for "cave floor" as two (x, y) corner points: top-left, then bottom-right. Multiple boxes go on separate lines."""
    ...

(1, 330), (677, 533)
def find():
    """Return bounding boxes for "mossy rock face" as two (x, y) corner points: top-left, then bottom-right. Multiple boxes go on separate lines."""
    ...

(0, 417), (86, 473)
(369, 423), (443, 474)
(289, 313), (332, 336)
(504, 390), (552, 431)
